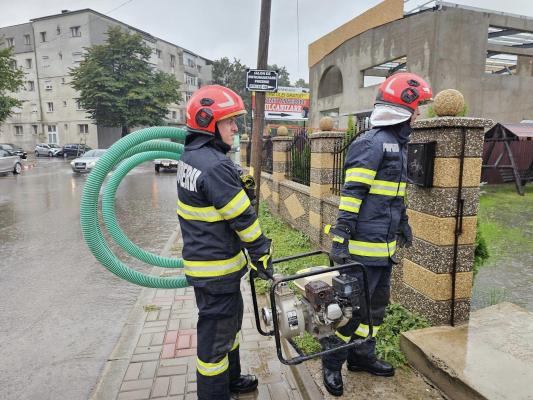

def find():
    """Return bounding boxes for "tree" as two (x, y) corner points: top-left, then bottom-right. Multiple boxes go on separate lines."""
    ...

(294, 78), (309, 88)
(70, 27), (181, 136)
(0, 42), (25, 123)
(268, 64), (290, 86)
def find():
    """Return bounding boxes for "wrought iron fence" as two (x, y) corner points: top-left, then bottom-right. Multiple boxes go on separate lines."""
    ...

(331, 128), (370, 195)
(262, 136), (273, 174)
(288, 129), (311, 186)
(246, 140), (251, 167)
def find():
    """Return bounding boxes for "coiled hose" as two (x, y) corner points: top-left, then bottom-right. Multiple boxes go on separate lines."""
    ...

(80, 126), (190, 288)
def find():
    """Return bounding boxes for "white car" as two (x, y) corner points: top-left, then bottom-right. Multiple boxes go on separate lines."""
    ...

(0, 149), (22, 174)
(35, 143), (61, 157)
(70, 149), (106, 173)
(154, 159), (178, 173)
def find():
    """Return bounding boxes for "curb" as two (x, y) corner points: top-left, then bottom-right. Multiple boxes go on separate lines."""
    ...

(89, 224), (181, 400)
(283, 341), (324, 400)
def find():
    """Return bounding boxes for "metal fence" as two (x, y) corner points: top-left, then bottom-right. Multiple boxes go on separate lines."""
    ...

(287, 129), (311, 186)
(331, 129), (370, 195)
(262, 136), (273, 174)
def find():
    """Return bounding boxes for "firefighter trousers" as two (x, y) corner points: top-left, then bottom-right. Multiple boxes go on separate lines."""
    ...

(194, 286), (244, 400)
(322, 265), (391, 370)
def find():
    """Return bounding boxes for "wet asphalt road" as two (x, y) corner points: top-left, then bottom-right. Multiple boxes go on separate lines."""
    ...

(0, 158), (179, 400)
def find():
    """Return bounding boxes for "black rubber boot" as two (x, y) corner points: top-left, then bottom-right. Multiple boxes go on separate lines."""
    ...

(323, 366), (343, 396)
(229, 374), (258, 394)
(347, 358), (395, 377)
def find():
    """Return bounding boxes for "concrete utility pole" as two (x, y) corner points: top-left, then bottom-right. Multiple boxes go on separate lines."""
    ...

(250, 0), (272, 213)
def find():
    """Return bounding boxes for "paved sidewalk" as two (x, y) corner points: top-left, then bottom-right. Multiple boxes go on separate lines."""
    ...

(91, 227), (315, 400)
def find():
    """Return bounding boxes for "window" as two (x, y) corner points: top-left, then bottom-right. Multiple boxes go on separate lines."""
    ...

(10, 60), (17, 70)
(47, 125), (57, 144)
(178, 53), (183, 65)
(14, 126), (23, 136)
(27, 81), (35, 91)
(185, 73), (197, 86)
(63, 101), (67, 107)
(45, 81), (52, 90)
(170, 55), (176, 67)
(6, 37), (14, 47)
(24, 34), (31, 45)
(76, 99), (83, 110)
(61, 77), (66, 84)
(361, 56), (407, 88)
(40, 32), (47, 42)
(56, 26), (61, 35)
(79, 124), (89, 134)
(156, 49), (161, 58)
(42, 55), (49, 60)
(171, 111), (177, 119)
(31, 103), (37, 113)
(25, 58), (32, 68)
(64, 123), (68, 130)
(47, 102), (54, 112)
(185, 91), (193, 102)
(180, 110), (185, 122)
(70, 26), (81, 37)
(187, 58), (195, 68)
(32, 125), (38, 135)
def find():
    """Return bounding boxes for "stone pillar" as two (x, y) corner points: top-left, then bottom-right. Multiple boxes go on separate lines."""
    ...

(308, 132), (345, 246)
(240, 138), (249, 167)
(270, 137), (292, 212)
(393, 117), (492, 326)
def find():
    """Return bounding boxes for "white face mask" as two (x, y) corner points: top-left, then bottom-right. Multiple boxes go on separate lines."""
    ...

(370, 104), (413, 127)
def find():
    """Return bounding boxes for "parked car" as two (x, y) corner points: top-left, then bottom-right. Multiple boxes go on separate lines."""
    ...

(0, 149), (22, 175)
(70, 149), (106, 173)
(35, 143), (62, 157)
(62, 143), (91, 158)
(0, 143), (27, 159)
(154, 159), (178, 173)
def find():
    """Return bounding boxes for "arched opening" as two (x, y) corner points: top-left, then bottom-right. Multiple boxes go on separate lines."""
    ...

(318, 65), (343, 98)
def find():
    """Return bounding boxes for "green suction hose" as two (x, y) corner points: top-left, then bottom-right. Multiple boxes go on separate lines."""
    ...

(80, 126), (190, 288)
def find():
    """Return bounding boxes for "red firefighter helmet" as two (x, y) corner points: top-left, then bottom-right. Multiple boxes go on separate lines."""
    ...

(375, 72), (433, 112)
(186, 85), (246, 134)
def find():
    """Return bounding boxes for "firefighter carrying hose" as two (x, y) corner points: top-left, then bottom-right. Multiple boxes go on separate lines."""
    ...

(177, 85), (273, 400)
(322, 72), (433, 396)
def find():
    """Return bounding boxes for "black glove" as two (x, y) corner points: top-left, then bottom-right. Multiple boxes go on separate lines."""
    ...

(250, 242), (274, 281)
(328, 224), (351, 265)
(397, 221), (413, 248)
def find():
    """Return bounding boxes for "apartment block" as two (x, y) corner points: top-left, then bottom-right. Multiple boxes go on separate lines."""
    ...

(0, 9), (212, 150)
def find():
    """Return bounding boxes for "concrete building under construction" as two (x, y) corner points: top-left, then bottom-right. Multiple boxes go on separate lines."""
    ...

(308, 0), (533, 129)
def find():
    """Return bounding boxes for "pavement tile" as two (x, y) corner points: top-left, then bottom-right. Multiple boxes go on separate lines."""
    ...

(161, 343), (176, 359)
(175, 295), (194, 300)
(169, 375), (186, 395)
(187, 373), (196, 383)
(175, 348), (197, 358)
(176, 334), (191, 349)
(117, 388), (151, 400)
(139, 361), (158, 380)
(120, 379), (153, 392)
(268, 382), (291, 399)
(240, 341), (259, 350)
(177, 329), (196, 336)
(146, 311), (159, 322)
(123, 362), (142, 381)
(178, 318), (197, 329)
(184, 394), (197, 400)
(131, 353), (161, 362)
(143, 326), (168, 334)
(164, 331), (179, 344)
(160, 357), (189, 367)
(158, 309), (171, 321)
(190, 334), (197, 348)
(167, 319), (180, 331)
(138, 333), (153, 347)
(186, 382), (197, 393)
(134, 345), (162, 354)
(145, 321), (168, 328)
(157, 365), (187, 377)
(152, 377), (170, 398)
(151, 332), (165, 346)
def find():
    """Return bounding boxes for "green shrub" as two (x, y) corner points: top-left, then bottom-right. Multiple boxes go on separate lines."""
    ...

(473, 220), (490, 276)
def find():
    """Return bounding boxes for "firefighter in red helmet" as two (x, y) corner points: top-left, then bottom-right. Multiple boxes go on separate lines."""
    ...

(177, 85), (273, 400)
(321, 72), (432, 396)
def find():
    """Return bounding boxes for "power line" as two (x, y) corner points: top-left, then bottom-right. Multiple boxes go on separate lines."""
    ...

(296, 0), (300, 80)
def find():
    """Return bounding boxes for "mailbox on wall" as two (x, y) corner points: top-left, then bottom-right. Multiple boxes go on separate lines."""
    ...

(407, 142), (436, 188)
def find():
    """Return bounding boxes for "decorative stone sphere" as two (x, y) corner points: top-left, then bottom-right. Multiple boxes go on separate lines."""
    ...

(433, 89), (465, 117)
(277, 125), (289, 136)
(319, 116), (334, 131)
(240, 133), (249, 141)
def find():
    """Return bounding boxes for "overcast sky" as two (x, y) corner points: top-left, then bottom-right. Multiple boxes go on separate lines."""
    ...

(1, 0), (532, 83)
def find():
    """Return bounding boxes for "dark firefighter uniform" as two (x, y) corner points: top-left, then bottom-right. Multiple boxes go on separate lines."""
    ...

(177, 133), (271, 400)
(323, 122), (410, 372)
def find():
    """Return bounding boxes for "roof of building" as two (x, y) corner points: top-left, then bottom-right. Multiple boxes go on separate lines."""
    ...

(486, 123), (533, 140)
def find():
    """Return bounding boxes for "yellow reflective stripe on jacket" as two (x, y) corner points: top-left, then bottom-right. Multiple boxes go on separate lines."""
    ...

(339, 196), (362, 214)
(355, 323), (380, 338)
(237, 219), (262, 243)
(335, 330), (351, 343)
(184, 252), (247, 277)
(177, 200), (224, 222)
(231, 331), (240, 351)
(348, 240), (397, 257)
(218, 190), (250, 220)
(369, 180), (406, 197)
(197, 355), (229, 377)
(345, 167), (376, 185)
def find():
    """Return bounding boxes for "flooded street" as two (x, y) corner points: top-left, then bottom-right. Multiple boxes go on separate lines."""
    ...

(0, 158), (179, 400)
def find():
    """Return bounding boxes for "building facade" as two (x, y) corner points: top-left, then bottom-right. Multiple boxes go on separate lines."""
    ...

(309, 1), (533, 129)
(0, 9), (212, 150)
